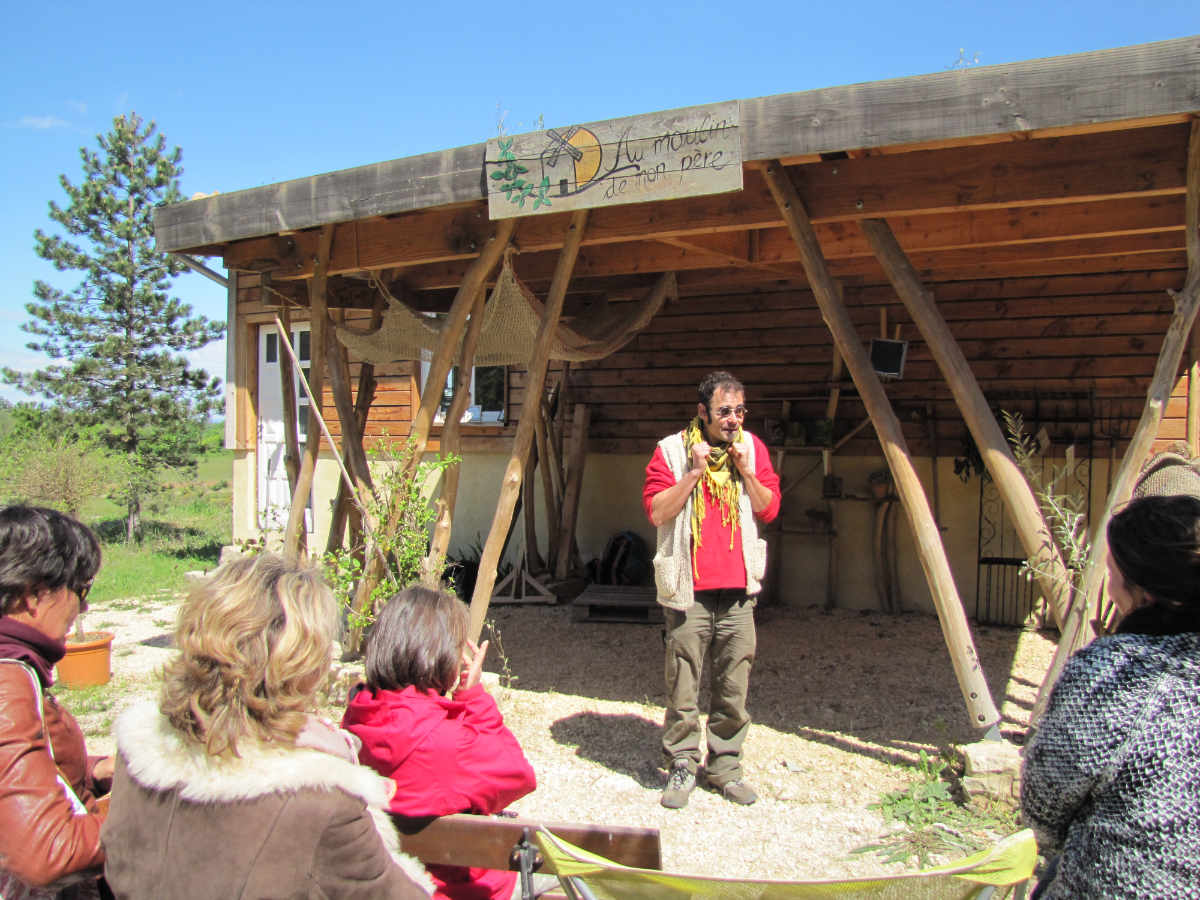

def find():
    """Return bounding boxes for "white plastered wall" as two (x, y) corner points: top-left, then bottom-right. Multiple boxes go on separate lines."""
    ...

(231, 446), (1114, 616)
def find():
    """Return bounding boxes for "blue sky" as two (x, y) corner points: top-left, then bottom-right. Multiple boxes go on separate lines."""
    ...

(2, 1), (1197, 405)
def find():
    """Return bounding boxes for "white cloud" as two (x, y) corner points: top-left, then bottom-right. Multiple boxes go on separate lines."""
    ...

(16, 115), (69, 130)
(187, 338), (228, 383)
(67, 100), (88, 115)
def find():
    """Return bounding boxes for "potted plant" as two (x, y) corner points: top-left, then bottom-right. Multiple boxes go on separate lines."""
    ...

(57, 600), (114, 688)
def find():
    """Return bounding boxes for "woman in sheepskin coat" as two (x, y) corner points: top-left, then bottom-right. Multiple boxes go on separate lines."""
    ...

(101, 553), (431, 899)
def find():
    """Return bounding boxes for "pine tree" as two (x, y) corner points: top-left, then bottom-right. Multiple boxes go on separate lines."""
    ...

(3, 113), (224, 541)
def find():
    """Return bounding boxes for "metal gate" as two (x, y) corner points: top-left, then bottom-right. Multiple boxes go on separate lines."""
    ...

(975, 391), (1094, 626)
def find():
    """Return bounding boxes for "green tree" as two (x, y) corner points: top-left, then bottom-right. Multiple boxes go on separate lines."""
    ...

(2, 113), (224, 541)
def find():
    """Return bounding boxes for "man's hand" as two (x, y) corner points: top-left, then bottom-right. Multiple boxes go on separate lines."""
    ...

(689, 441), (711, 472)
(728, 439), (753, 476)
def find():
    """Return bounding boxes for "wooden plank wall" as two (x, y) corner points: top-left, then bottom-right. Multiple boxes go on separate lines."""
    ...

(512, 269), (1190, 459)
(234, 268), (1193, 461)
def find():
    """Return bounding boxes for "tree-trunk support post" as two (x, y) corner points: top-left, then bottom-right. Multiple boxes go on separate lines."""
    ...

(284, 225), (333, 561)
(762, 160), (1000, 731)
(346, 222), (515, 648)
(554, 404), (591, 580)
(426, 283), (489, 583)
(860, 217), (1074, 629)
(468, 210), (588, 642)
(1032, 120), (1200, 725)
(326, 299), (382, 556)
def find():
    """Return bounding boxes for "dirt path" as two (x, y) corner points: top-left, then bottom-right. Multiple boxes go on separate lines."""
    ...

(71, 594), (1054, 880)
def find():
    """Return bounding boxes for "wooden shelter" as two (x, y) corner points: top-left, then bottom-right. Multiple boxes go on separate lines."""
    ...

(157, 36), (1199, 729)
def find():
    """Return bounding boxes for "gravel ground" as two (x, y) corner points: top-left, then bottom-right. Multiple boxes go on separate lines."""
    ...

(72, 593), (1055, 881)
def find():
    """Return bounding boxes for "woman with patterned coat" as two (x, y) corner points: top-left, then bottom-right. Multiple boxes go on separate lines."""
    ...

(1021, 488), (1200, 899)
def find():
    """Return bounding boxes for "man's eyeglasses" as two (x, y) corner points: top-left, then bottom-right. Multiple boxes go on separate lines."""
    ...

(75, 579), (93, 609)
(713, 405), (748, 419)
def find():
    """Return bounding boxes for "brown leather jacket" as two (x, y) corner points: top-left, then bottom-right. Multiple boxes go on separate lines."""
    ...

(0, 660), (107, 888)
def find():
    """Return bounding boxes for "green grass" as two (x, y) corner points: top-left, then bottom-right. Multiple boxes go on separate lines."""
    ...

(83, 447), (233, 606)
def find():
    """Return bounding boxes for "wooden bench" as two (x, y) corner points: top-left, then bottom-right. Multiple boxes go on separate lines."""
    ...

(392, 812), (662, 899)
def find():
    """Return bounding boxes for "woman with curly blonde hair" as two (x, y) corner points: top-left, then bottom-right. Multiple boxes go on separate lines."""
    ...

(101, 553), (430, 899)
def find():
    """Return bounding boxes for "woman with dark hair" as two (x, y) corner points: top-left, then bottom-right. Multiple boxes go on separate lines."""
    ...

(1021, 491), (1200, 898)
(101, 553), (431, 899)
(342, 586), (538, 900)
(0, 505), (111, 898)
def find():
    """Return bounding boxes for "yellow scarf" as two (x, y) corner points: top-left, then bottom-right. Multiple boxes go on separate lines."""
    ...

(685, 416), (742, 575)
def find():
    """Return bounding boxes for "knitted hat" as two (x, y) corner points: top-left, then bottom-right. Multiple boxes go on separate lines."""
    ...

(1131, 445), (1200, 501)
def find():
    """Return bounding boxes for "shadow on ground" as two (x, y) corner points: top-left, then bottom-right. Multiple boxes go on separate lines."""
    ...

(549, 712), (663, 788)
(487, 602), (1054, 771)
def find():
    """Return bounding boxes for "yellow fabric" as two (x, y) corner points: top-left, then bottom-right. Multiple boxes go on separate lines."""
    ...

(535, 827), (1037, 900)
(684, 417), (743, 576)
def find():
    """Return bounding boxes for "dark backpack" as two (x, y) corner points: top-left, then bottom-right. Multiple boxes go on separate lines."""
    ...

(597, 530), (651, 586)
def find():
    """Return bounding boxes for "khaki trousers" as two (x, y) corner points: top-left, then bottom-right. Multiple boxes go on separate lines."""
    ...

(660, 589), (756, 786)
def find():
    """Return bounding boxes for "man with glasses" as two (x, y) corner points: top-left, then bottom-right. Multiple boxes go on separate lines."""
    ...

(643, 371), (781, 808)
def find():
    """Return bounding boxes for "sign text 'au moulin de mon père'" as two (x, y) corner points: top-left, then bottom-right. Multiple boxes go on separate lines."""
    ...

(485, 101), (742, 219)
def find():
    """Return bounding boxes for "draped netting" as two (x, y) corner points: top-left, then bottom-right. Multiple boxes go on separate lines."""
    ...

(335, 259), (676, 366)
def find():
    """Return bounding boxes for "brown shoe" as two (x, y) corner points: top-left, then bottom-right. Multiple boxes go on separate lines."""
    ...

(712, 778), (757, 805)
(660, 762), (696, 809)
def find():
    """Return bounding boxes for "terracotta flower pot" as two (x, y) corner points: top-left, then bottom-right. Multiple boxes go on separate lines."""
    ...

(56, 631), (115, 688)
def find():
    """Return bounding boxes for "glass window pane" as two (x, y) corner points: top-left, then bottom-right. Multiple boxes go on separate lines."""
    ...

(297, 406), (308, 440)
(475, 366), (505, 411)
(265, 332), (278, 363)
(298, 330), (310, 361)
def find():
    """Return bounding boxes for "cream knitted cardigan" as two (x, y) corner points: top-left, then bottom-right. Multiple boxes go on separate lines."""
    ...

(652, 430), (767, 611)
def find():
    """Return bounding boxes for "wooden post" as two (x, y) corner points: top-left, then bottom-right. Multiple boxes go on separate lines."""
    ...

(468, 210), (588, 642)
(522, 445), (544, 573)
(860, 217), (1074, 629)
(326, 299), (382, 555)
(324, 320), (375, 527)
(404, 221), (516, 483)
(1033, 120), (1200, 725)
(535, 403), (561, 573)
(763, 160), (999, 731)
(554, 404), (591, 579)
(426, 284), (488, 581)
(275, 283), (302, 505)
(1189, 326), (1200, 457)
(348, 222), (514, 645)
(284, 225), (333, 560)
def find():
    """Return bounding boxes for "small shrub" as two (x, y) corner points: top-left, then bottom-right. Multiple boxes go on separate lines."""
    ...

(0, 432), (118, 516)
(853, 750), (1015, 867)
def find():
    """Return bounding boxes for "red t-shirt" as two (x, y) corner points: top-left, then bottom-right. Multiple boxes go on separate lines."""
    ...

(642, 431), (781, 591)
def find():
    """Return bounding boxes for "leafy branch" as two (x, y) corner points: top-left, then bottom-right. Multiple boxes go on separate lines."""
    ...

(1003, 410), (1092, 606)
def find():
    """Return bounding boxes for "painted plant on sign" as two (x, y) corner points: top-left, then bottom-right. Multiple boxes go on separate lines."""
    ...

(491, 138), (552, 211)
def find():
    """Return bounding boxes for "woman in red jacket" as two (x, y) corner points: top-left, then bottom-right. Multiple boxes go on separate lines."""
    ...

(343, 586), (539, 900)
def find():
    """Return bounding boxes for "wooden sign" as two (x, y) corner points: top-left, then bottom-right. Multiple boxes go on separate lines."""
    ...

(485, 101), (741, 219)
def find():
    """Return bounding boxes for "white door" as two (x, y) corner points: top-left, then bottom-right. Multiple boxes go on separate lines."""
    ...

(257, 324), (312, 534)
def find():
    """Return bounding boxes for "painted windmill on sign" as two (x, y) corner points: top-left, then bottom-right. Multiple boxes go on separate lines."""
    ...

(539, 126), (603, 198)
